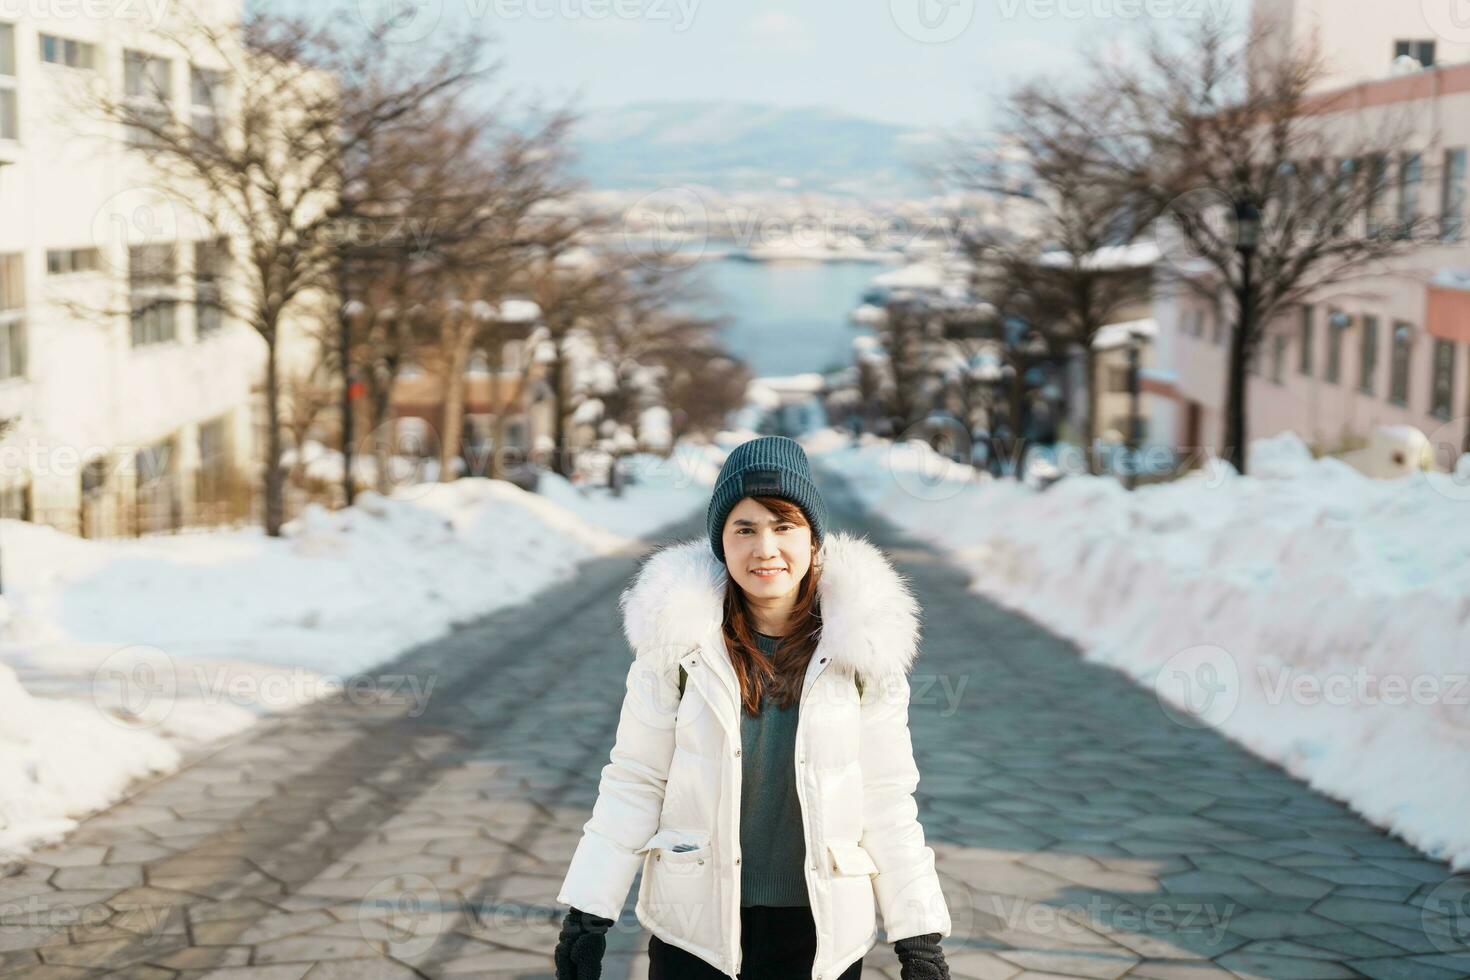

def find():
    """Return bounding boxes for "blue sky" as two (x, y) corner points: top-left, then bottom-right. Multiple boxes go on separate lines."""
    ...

(250, 0), (1248, 130)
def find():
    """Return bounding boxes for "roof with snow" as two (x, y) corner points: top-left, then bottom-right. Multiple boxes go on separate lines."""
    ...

(1431, 268), (1470, 292)
(1092, 317), (1158, 350)
(1038, 241), (1161, 271)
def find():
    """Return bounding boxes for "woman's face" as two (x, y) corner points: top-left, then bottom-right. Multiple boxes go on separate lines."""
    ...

(721, 497), (813, 599)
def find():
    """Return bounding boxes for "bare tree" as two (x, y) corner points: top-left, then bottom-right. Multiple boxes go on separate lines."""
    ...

(664, 351), (750, 446)
(281, 338), (337, 493)
(871, 297), (944, 435)
(351, 270), (440, 494)
(942, 83), (1153, 474)
(91, 10), (492, 533)
(431, 110), (581, 481)
(585, 251), (728, 453)
(512, 220), (634, 478)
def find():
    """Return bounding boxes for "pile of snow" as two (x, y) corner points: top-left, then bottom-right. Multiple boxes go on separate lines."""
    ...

(0, 450), (715, 860)
(813, 429), (1470, 870)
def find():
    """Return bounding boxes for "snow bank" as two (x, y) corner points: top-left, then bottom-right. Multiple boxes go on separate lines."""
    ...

(815, 430), (1470, 870)
(0, 450), (713, 860)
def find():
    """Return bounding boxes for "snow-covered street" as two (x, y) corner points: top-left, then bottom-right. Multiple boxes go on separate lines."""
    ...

(0, 449), (719, 862)
(818, 431), (1470, 875)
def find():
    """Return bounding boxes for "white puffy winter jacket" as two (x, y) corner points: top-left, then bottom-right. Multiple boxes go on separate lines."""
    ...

(556, 530), (951, 980)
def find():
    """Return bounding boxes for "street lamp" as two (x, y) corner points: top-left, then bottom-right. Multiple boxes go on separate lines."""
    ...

(1230, 199), (1263, 472)
(1124, 326), (1148, 490)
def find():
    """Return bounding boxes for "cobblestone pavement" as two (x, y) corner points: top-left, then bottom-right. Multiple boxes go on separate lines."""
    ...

(2, 465), (1467, 980)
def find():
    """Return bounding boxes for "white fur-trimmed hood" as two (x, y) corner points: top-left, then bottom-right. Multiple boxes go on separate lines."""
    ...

(618, 529), (923, 681)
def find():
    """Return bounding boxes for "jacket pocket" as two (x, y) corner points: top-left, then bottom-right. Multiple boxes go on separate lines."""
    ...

(638, 828), (712, 865)
(826, 840), (879, 876)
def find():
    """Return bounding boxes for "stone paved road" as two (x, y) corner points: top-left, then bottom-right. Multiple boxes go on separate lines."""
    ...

(2, 465), (1467, 980)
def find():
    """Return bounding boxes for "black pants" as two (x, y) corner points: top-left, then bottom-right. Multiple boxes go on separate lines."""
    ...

(647, 905), (865, 980)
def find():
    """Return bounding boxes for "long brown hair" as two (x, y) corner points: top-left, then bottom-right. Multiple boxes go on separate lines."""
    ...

(721, 495), (824, 715)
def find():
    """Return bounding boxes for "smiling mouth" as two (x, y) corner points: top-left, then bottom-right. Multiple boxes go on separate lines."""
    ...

(751, 568), (786, 577)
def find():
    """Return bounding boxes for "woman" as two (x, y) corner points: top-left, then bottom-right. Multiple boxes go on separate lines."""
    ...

(554, 436), (951, 980)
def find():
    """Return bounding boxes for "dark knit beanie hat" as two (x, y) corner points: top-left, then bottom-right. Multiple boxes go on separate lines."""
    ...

(707, 436), (828, 563)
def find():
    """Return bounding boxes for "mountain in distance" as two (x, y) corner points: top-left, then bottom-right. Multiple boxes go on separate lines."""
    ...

(570, 100), (949, 201)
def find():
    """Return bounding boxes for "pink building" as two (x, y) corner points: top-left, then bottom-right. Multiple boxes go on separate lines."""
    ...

(1162, 59), (1470, 464)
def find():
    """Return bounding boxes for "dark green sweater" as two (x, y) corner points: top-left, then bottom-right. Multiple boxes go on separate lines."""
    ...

(739, 631), (810, 907)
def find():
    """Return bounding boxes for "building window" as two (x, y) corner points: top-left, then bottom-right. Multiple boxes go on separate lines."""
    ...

(1398, 153), (1421, 237)
(1394, 39), (1436, 68)
(135, 436), (174, 483)
(1359, 315), (1379, 395)
(1271, 331), (1287, 384)
(1106, 364), (1130, 393)
(39, 33), (96, 69)
(129, 244), (178, 346)
(1326, 310), (1346, 384)
(1365, 155), (1392, 237)
(0, 253), (23, 380)
(1334, 157), (1359, 234)
(1304, 158), (1328, 204)
(190, 66), (223, 139)
(134, 435), (182, 533)
(1298, 304), (1314, 376)
(1444, 148), (1467, 241)
(124, 50), (172, 146)
(0, 21), (17, 141)
(1431, 339), (1455, 420)
(1248, 339), (1262, 377)
(0, 481), (29, 521)
(198, 416), (227, 464)
(505, 418), (527, 450)
(125, 50), (171, 100)
(1389, 322), (1413, 407)
(193, 239), (226, 337)
(46, 247), (101, 275)
(1211, 308), (1224, 346)
(198, 415), (231, 480)
(196, 414), (235, 510)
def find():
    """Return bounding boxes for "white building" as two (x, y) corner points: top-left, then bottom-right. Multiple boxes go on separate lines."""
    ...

(1251, 0), (1470, 92)
(0, 1), (298, 536)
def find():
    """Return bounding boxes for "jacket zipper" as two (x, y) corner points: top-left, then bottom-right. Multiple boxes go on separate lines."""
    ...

(786, 653), (831, 979)
(700, 640), (832, 979)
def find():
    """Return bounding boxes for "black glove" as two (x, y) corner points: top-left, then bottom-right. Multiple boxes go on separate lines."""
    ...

(554, 907), (615, 980)
(894, 932), (950, 980)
